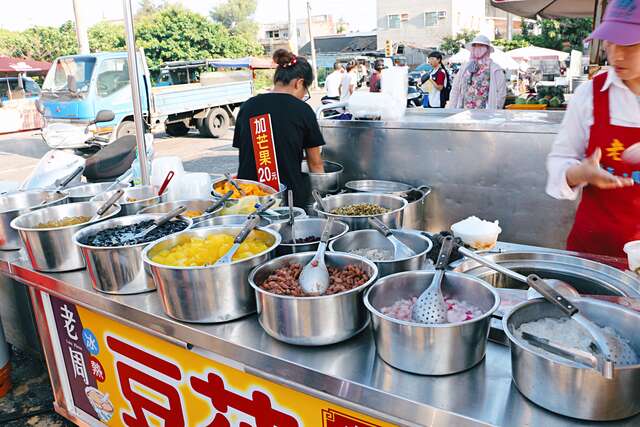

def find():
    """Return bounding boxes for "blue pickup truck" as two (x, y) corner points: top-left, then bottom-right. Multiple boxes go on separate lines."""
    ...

(39, 51), (253, 149)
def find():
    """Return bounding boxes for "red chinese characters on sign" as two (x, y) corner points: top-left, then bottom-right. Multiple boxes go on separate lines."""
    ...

(190, 371), (299, 427)
(89, 356), (106, 383)
(322, 409), (382, 427)
(250, 114), (281, 191)
(107, 336), (185, 427)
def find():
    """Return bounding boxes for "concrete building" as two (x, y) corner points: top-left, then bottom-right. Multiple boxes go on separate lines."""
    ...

(376, 0), (520, 51)
(259, 15), (337, 56)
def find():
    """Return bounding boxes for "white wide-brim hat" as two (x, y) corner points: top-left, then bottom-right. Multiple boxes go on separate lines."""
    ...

(465, 34), (495, 53)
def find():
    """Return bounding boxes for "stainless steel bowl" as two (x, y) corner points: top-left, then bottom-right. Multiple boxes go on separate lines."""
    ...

(260, 207), (307, 224)
(192, 214), (271, 229)
(249, 251), (378, 346)
(301, 160), (343, 194)
(143, 226), (281, 323)
(0, 190), (68, 250)
(364, 271), (500, 375)
(329, 229), (432, 277)
(11, 201), (121, 272)
(267, 218), (349, 255)
(74, 214), (192, 294)
(65, 182), (130, 203)
(212, 178), (286, 206)
(313, 193), (407, 231)
(504, 298), (640, 421)
(92, 185), (161, 216)
(138, 199), (222, 224)
(345, 179), (414, 197)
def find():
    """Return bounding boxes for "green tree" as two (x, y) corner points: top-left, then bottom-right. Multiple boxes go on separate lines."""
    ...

(492, 37), (529, 51)
(440, 29), (479, 55)
(336, 18), (348, 34)
(136, 0), (168, 18)
(88, 21), (125, 52)
(135, 5), (262, 69)
(210, 0), (259, 41)
(520, 18), (592, 52)
(19, 21), (78, 61)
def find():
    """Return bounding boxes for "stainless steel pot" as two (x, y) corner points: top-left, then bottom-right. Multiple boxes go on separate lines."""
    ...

(143, 226), (280, 323)
(364, 270), (500, 375)
(267, 218), (349, 255)
(92, 185), (161, 216)
(260, 207), (307, 224)
(504, 298), (640, 421)
(65, 182), (129, 203)
(313, 193), (407, 231)
(192, 214), (271, 229)
(249, 251), (378, 346)
(212, 178), (286, 206)
(74, 214), (193, 294)
(329, 229), (432, 277)
(0, 190), (68, 250)
(10, 201), (121, 272)
(138, 199), (222, 224)
(401, 186), (431, 230)
(345, 179), (414, 197)
(301, 160), (343, 194)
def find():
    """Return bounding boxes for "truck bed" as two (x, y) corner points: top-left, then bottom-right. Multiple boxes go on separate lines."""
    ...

(151, 78), (253, 117)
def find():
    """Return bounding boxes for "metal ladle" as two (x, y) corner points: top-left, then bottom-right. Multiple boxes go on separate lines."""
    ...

(299, 216), (335, 295)
(457, 246), (637, 373)
(88, 189), (124, 223)
(213, 215), (262, 265)
(411, 236), (455, 324)
(124, 205), (187, 244)
(287, 190), (296, 244)
(368, 216), (415, 259)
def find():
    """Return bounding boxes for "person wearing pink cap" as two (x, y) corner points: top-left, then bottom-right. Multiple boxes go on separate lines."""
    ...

(546, 0), (640, 258)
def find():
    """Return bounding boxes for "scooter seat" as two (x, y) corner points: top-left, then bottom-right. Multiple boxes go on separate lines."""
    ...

(84, 135), (137, 182)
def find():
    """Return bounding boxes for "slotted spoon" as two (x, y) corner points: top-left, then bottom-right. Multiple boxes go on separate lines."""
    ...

(411, 236), (455, 324)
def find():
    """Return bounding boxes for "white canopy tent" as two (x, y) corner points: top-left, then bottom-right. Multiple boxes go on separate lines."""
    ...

(448, 47), (521, 70)
(507, 46), (570, 61)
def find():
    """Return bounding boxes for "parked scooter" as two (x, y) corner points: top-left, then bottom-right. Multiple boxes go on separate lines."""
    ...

(407, 86), (425, 108)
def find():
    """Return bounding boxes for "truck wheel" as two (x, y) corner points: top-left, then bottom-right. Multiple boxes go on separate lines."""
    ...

(116, 120), (136, 138)
(165, 122), (190, 137)
(196, 118), (210, 137)
(204, 108), (229, 138)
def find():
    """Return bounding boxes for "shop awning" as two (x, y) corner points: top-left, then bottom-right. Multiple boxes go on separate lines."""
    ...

(490, 0), (596, 18)
(207, 57), (276, 69)
(0, 56), (51, 74)
(507, 46), (570, 61)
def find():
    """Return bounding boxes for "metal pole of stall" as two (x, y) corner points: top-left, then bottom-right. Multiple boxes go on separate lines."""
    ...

(122, 0), (150, 185)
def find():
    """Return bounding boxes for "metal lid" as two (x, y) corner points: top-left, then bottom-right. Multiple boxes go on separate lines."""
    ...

(345, 180), (414, 195)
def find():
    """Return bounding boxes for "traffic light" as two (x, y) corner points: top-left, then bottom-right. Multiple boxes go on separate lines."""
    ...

(384, 40), (393, 57)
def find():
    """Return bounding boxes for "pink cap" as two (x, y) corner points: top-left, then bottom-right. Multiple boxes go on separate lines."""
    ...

(587, 0), (640, 45)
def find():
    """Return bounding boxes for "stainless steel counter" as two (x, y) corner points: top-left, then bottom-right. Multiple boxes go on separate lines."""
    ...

(2, 248), (637, 427)
(319, 109), (577, 249)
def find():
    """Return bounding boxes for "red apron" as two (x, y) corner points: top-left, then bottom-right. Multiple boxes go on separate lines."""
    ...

(566, 72), (640, 258)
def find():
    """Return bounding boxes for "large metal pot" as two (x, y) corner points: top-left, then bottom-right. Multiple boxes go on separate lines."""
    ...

(10, 201), (121, 272)
(138, 199), (222, 224)
(313, 193), (407, 231)
(267, 218), (349, 255)
(260, 207), (307, 224)
(143, 226), (280, 323)
(65, 182), (129, 203)
(364, 270), (500, 375)
(92, 185), (161, 216)
(212, 178), (286, 206)
(345, 180), (431, 230)
(329, 229), (432, 277)
(504, 298), (640, 421)
(74, 214), (192, 294)
(0, 190), (68, 250)
(301, 160), (343, 194)
(192, 214), (271, 229)
(249, 252), (378, 346)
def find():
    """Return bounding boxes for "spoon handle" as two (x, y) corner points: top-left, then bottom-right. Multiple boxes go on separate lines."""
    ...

(368, 216), (392, 237)
(96, 189), (124, 216)
(206, 190), (234, 213)
(435, 236), (455, 270)
(312, 189), (328, 212)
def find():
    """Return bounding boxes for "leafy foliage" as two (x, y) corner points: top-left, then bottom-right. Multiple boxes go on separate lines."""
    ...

(440, 29), (479, 55)
(210, 0), (259, 42)
(88, 21), (125, 52)
(136, 5), (262, 69)
(519, 18), (592, 52)
(492, 38), (529, 51)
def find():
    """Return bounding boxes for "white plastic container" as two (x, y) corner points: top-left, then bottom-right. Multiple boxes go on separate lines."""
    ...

(175, 173), (212, 200)
(151, 157), (185, 190)
(451, 216), (502, 250)
(623, 241), (640, 274)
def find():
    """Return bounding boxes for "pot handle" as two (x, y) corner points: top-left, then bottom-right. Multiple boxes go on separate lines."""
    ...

(415, 185), (432, 196)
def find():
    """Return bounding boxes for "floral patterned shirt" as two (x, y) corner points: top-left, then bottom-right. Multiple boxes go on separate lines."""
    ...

(462, 63), (491, 109)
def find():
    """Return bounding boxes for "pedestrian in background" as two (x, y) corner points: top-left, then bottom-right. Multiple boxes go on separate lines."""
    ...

(322, 62), (344, 103)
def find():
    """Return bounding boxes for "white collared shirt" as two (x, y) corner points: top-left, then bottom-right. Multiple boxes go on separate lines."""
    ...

(546, 69), (640, 200)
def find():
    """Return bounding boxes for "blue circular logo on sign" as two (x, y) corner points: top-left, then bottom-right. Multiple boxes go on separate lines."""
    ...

(82, 328), (99, 355)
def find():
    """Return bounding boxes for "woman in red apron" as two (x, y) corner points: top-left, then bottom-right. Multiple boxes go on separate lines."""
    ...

(546, 0), (640, 258)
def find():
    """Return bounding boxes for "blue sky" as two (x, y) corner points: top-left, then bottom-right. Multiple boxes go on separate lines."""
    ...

(0, 0), (378, 32)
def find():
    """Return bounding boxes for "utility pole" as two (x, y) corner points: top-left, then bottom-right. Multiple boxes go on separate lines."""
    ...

(72, 0), (90, 54)
(506, 13), (513, 41)
(307, 1), (318, 88)
(288, 0), (298, 54)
